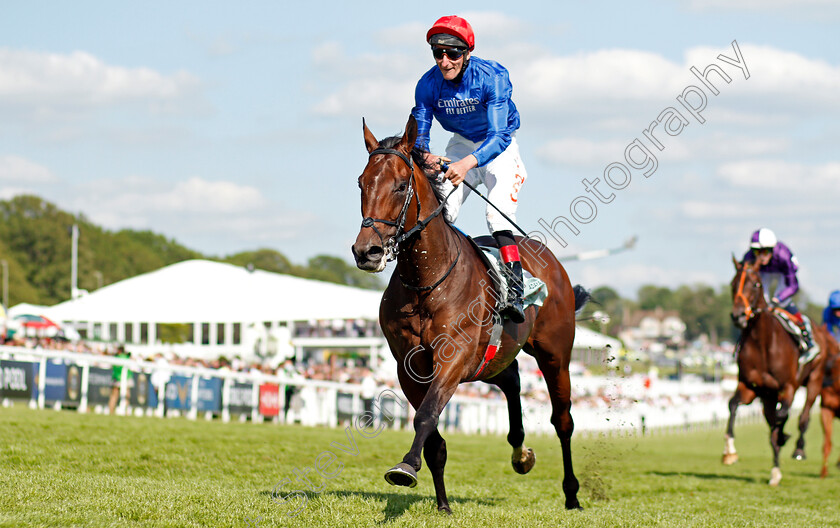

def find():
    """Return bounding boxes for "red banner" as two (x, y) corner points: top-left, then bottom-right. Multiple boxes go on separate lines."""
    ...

(259, 383), (280, 416)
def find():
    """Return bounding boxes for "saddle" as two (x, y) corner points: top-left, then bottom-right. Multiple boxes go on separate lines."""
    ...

(460, 233), (549, 381)
(771, 308), (815, 356)
(469, 235), (548, 313)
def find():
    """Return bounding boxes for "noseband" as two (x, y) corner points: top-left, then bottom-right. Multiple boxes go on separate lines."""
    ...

(360, 148), (419, 262)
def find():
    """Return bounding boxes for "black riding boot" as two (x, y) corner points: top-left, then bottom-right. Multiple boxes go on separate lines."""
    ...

(494, 230), (526, 324)
(797, 319), (819, 364)
(501, 260), (526, 324)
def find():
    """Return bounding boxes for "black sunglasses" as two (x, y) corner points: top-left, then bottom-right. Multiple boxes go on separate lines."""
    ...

(432, 47), (465, 60)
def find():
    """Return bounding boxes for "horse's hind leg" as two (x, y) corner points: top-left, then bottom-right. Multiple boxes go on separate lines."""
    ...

(793, 363), (821, 460)
(820, 407), (833, 478)
(723, 382), (756, 465)
(534, 351), (581, 510)
(484, 359), (535, 474)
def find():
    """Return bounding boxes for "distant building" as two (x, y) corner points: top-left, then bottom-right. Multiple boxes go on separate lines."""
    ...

(619, 307), (686, 353)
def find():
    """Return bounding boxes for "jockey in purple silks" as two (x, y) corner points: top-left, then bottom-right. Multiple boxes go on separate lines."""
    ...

(823, 290), (840, 342)
(742, 227), (818, 362)
(412, 15), (527, 324)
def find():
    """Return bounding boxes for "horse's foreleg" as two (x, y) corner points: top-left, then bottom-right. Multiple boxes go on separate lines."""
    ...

(423, 430), (450, 513)
(762, 393), (785, 486)
(793, 368), (821, 460)
(385, 373), (459, 491)
(820, 407), (833, 478)
(485, 359), (535, 474)
(724, 382), (755, 465)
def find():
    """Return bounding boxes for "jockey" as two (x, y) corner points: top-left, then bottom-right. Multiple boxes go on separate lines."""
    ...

(412, 15), (527, 323)
(742, 227), (817, 361)
(823, 290), (840, 341)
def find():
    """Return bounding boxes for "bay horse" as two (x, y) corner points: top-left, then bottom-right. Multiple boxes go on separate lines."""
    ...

(352, 115), (588, 513)
(819, 334), (840, 478)
(723, 257), (827, 485)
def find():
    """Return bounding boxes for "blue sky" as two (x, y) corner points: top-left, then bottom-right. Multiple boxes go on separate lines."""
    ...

(1, 1), (838, 301)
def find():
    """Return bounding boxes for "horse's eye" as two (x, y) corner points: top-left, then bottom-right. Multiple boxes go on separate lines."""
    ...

(396, 182), (407, 193)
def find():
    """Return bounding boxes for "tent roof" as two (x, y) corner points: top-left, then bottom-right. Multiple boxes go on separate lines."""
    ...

(573, 325), (623, 350)
(47, 259), (384, 323)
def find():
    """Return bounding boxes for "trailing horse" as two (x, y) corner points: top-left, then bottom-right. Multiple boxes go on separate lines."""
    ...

(819, 334), (840, 478)
(352, 115), (588, 513)
(723, 257), (828, 485)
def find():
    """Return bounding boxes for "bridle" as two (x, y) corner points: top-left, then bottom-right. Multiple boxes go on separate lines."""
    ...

(734, 265), (764, 322)
(359, 147), (459, 291)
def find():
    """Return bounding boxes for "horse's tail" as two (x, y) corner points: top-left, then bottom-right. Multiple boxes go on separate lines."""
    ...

(572, 285), (591, 315)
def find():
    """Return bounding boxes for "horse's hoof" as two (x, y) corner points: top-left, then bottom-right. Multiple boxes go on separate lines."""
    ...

(512, 447), (535, 475)
(565, 499), (583, 511)
(437, 505), (452, 515)
(768, 467), (782, 486)
(820, 468), (828, 479)
(384, 463), (418, 488)
(792, 449), (806, 461)
(722, 453), (739, 465)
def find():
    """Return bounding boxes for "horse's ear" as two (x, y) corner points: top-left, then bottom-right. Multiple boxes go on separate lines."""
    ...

(363, 118), (378, 154)
(731, 253), (740, 270)
(399, 115), (418, 153)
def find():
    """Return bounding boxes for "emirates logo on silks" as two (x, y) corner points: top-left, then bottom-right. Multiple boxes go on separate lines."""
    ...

(437, 97), (479, 115)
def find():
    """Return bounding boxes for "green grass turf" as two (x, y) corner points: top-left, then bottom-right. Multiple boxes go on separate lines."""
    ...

(2, 404), (840, 527)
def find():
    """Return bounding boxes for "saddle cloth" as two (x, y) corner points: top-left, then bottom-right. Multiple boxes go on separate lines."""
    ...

(462, 235), (549, 380)
(772, 309), (811, 352)
(478, 245), (549, 310)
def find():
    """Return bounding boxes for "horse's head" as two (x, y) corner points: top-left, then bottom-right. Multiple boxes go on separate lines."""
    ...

(730, 255), (767, 329)
(352, 116), (420, 272)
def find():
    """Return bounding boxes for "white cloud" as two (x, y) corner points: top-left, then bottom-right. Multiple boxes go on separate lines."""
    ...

(313, 34), (840, 136)
(0, 155), (57, 184)
(718, 160), (840, 190)
(686, 0), (838, 10)
(0, 48), (200, 111)
(74, 176), (266, 217)
(535, 134), (788, 168)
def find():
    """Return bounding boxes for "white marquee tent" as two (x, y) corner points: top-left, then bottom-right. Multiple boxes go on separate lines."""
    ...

(38, 260), (384, 360)
(17, 259), (621, 365)
(48, 259), (384, 324)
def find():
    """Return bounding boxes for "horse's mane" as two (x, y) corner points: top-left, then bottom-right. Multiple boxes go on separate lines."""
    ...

(378, 135), (437, 175)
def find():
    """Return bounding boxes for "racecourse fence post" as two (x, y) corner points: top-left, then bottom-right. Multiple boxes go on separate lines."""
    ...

(251, 381), (260, 423)
(78, 361), (89, 414)
(119, 364), (129, 416)
(221, 376), (231, 423)
(37, 355), (46, 410)
(188, 372), (199, 420)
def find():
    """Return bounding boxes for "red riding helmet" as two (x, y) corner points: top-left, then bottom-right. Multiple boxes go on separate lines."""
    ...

(426, 15), (475, 51)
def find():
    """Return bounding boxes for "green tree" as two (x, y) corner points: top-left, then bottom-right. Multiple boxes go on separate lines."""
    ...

(223, 249), (294, 275)
(303, 255), (383, 290)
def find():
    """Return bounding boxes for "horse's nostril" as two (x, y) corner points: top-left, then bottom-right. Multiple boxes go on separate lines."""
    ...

(368, 246), (384, 259)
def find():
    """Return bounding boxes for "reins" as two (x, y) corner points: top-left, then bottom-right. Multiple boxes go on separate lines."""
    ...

(734, 266), (759, 321)
(360, 147), (458, 291)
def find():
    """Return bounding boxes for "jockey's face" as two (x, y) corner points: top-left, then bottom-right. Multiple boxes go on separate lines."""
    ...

(433, 46), (469, 81)
(833, 308), (840, 317)
(753, 248), (772, 266)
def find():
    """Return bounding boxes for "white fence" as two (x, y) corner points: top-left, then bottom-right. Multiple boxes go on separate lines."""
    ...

(0, 345), (764, 436)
